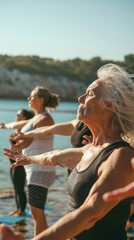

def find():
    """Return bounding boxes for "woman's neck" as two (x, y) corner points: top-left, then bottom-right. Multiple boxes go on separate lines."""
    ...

(34, 108), (46, 115)
(88, 124), (122, 147)
(91, 135), (122, 147)
(88, 122), (122, 146)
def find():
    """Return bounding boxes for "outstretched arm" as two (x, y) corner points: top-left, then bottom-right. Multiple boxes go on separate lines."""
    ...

(3, 144), (88, 170)
(14, 119), (78, 140)
(0, 120), (29, 130)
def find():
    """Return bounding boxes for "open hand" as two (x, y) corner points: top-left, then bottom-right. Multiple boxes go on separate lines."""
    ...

(0, 123), (5, 129)
(14, 132), (26, 141)
(3, 148), (31, 168)
(82, 135), (92, 145)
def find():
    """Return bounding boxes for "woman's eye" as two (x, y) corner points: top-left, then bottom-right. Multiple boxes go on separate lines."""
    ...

(88, 92), (93, 96)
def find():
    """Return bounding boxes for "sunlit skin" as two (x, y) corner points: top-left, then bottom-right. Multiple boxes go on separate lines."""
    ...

(103, 158), (134, 202)
(1, 79), (134, 240)
(0, 224), (24, 240)
(8, 119), (80, 150)
(77, 80), (118, 146)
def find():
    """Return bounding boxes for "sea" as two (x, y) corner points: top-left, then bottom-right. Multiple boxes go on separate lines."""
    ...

(0, 99), (78, 239)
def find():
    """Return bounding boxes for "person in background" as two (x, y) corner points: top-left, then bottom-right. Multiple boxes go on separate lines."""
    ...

(2, 63), (134, 240)
(0, 109), (34, 216)
(0, 86), (59, 238)
(9, 109), (34, 216)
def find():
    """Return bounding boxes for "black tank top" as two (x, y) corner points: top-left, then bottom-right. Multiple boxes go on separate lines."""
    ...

(68, 141), (132, 240)
(71, 121), (92, 148)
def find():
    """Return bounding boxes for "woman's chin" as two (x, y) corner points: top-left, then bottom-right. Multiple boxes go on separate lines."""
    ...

(28, 103), (32, 108)
(77, 114), (83, 121)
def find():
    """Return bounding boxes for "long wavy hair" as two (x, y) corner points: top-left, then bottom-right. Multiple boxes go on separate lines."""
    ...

(97, 63), (134, 146)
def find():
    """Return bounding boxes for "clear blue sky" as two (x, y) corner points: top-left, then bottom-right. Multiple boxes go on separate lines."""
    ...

(0, 0), (133, 61)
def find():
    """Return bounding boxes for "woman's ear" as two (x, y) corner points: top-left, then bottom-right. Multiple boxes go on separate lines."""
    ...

(39, 97), (44, 105)
(104, 101), (113, 110)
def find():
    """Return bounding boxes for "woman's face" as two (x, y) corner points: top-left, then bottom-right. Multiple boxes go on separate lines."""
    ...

(27, 89), (40, 109)
(77, 80), (105, 125)
(16, 111), (26, 121)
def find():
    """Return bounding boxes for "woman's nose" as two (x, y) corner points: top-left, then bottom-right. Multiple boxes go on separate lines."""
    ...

(78, 94), (85, 104)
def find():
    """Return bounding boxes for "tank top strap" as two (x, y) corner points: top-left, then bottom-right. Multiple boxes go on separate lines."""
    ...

(40, 111), (47, 116)
(109, 140), (130, 148)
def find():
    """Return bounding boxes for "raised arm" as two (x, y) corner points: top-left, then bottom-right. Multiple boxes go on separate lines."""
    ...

(14, 119), (78, 140)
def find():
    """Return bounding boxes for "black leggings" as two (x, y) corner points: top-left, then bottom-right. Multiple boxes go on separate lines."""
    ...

(10, 164), (27, 212)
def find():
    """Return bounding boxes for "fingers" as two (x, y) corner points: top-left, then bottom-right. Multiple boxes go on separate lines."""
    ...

(11, 142), (24, 150)
(103, 189), (127, 202)
(14, 132), (25, 141)
(3, 148), (15, 158)
(10, 163), (18, 168)
(11, 139), (31, 151)
(103, 182), (134, 202)
(3, 148), (19, 161)
(0, 123), (5, 128)
(3, 148), (30, 167)
(82, 135), (92, 145)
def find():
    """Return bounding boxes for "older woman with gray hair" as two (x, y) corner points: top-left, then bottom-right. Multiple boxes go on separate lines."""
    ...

(2, 63), (134, 240)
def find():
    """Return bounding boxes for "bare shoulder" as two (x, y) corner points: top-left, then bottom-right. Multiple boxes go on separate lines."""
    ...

(34, 113), (54, 128)
(97, 145), (134, 192)
(101, 145), (134, 180)
(71, 119), (79, 127)
(110, 145), (134, 164)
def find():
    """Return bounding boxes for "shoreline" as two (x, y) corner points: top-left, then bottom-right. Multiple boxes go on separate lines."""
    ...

(0, 187), (15, 199)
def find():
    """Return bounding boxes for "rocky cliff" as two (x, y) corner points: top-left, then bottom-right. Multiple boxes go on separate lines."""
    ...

(0, 67), (86, 101)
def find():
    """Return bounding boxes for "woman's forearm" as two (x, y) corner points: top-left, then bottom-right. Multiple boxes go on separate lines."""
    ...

(0, 120), (28, 130)
(4, 144), (89, 169)
(28, 148), (83, 169)
(32, 196), (98, 240)
(51, 147), (84, 169)
(32, 208), (87, 240)
(18, 120), (77, 138)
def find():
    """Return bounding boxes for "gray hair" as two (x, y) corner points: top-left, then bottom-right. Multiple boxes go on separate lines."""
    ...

(97, 63), (134, 146)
